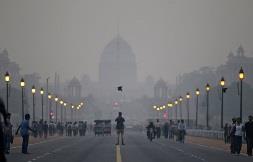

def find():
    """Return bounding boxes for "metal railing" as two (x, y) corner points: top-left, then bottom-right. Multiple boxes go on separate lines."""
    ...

(186, 129), (224, 140)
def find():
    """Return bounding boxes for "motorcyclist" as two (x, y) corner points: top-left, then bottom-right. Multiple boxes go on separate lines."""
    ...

(146, 122), (156, 141)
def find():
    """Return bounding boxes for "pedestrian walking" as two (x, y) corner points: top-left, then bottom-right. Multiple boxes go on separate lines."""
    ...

(156, 119), (161, 139)
(115, 112), (125, 145)
(32, 121), (39, 138)
(38, 119), (43, 138)
(178, 120), (186, 143)
(244, 115), (253, 156)
(16, 114), (34, 154)
(43, 121), (48, 139)
(168, 120), (174, 140)
(230, 118), (236, 154)
(0, 98), (8, 162)
(224, 123), (230, 144)
(234, 118), (243, 155)
(163, 122), (169, 139)
(3, 113), (13, 154)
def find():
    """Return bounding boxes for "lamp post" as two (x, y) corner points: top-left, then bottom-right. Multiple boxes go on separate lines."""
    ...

(40, 88), (44, 121)
(71, 105), (74, 122)
(239, 67), (245, 120)
(220, 77), (226, 129)
(20, 78), (25, 120)
(167, 102), (173, 120)
(48, 93), (52, 121)
(186, 92), (191, 127)
(174, 99), (178, 121)
(195, 88), (200, 128)
(54, 97), (58, 122)
(5, 72), (10, 113)
(32, 86), (36, 121)
(206, 83), (210, 129)
(60, 100), (64, 123)
(64, 102), (67, 122)
(77, 105), (80, 121)
(179, 96), (183, 120)
(153, 105), (157, 119)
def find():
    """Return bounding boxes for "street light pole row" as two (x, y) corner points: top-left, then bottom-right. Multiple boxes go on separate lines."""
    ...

(2, 73), (85, 122)
(152, 67), (246, 130)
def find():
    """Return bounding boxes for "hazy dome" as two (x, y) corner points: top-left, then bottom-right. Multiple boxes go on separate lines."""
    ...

(99, 36), (137, 89)
(100, 35), (136, 63)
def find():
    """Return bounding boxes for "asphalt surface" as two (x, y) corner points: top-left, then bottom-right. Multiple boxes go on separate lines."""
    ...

(6, 132), (253, 162)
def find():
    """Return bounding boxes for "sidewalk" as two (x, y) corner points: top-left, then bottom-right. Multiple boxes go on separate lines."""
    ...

(12, 135), (60, 147)
(186, 135), (247, 154)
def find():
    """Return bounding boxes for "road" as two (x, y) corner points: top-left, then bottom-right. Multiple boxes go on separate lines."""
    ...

(6, 132), (253, 162)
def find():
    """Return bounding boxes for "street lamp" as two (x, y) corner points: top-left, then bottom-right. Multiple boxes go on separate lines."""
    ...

(206, 83), (211, 129)
(32, 86), (36, 121)
(174, 99), (178, 120)
(77, 105), (81, 121)
(179, 96), (183, 120)
(71, 105), (74, 122)
(64, 102), (67, 122)
(40, 88), (44, 121)
(54, 96), (59, 122)
(186, 92), (191, 127)
(195, 88), (200, 128)
(220, 77), (226, 129)
(239, 67), (245, 121)
(5, 72), (10, 113)
(48, 93), (52, 121)
(168, 102), (173, 119)
(20, 78), (25, 120)
(60, 100), (64, 123)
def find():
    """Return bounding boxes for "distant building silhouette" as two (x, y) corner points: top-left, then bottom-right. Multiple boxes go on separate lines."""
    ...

(217, 45), (253, 86)
(67, 77), (82, 101)
(154, 79), (168, 100)
(99, 36), (137, 92)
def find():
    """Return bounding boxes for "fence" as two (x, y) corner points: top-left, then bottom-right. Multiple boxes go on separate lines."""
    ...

(186, 129), (224, 140)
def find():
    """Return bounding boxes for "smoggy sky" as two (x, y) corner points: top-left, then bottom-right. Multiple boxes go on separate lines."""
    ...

(0, 0), (253, 83)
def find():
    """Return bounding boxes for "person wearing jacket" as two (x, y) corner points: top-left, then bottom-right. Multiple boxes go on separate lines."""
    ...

(244, 115), (253, 156)
(16, 114), (34, 154)
(234, 118), (244, 155)
(229, 118), (236, 154)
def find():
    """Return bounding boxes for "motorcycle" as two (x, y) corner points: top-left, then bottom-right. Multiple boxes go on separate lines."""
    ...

(147, 128), (155, 142)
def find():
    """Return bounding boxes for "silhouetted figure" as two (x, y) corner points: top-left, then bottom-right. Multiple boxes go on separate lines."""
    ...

(43, 121), (48, 139)
(224, 123), (230, 144)
(0, 98), (8, 162)
(4, 113), (13, 154)
(163, 122), (169, 139)
(244, 115), (253, 156)
(234, 118), (243, 155)
(115, 112), (125, 145)
(146, 122), (156, 141)
(156, 119), (161, 139)
(38, 120), (43, 138)
(230, 118), (236, 154)
(32, 121), (38, 138)
(16, 114), (34, 154)
(168, 120), (174, 140)
(178, 120), (186, 143)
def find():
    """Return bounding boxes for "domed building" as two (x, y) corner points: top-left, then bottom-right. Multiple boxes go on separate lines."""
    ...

(99, 36), (137, 92)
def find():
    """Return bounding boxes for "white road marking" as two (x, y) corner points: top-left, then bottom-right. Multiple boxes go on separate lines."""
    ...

(157, 142), (206, 162)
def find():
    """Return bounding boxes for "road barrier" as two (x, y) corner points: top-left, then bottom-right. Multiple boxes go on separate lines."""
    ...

(186, 129), (224, 140)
